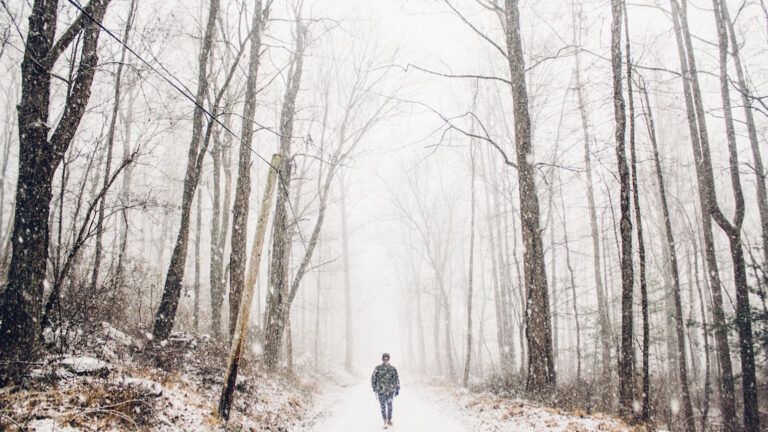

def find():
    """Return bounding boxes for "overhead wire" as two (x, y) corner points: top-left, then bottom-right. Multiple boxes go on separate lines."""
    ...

(66, 0), (322, 288)
(66, 0), (280, 171)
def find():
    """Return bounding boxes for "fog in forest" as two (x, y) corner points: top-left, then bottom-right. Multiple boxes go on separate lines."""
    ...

(0, 0), (767, 431)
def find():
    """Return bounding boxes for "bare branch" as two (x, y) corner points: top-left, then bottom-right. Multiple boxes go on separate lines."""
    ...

(443, 0), (508, 59)
(404, 63), (511, 85)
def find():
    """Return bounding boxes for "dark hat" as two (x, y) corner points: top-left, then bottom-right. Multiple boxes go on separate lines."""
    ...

(382, 353), (390, 360)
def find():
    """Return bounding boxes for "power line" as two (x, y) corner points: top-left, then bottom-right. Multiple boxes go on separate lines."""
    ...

(66, 0), (279, 171)
(67, 0), (321, 287)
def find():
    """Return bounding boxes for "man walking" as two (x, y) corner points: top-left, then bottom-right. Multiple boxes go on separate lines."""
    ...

(371, 352), (400, 428)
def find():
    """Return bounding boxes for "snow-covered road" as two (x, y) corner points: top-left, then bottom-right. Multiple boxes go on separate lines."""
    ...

(312, 381), (469, 432)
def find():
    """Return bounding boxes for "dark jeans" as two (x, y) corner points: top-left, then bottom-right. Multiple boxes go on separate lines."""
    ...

(377, 392), (394, 421)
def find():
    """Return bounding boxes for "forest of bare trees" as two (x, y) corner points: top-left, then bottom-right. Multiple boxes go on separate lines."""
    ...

(0, 0), (767, 430)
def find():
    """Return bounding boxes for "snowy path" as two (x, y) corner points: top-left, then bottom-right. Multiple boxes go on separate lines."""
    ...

(306, 380), (630, 432)
(311, 381), (469, 432)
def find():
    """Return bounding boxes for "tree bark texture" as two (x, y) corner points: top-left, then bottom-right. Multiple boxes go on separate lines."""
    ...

(0, 0), (112, 383)
(218, 153), (280, 420)
(263, 21), (306, 368)
(670, 1), (737, 427)
(153, 0), (221, 341)
(228, 0), (268, 338)
(503, 0), (555, 394)
(609, 0), (634, 417)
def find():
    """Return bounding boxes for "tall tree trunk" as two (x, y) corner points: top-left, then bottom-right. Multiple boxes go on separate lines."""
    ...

(218, 153), (280, 420)
(91, 0), (137, 294)
(503, 0), (555, 394)
(434, 293), (443, 374)
(685, 252), (701, 381)
(441, 282), (456, 380)
(709, 2), (759, 428)
(636, 82), (655, 423)
(509, 206), (526, 375)
(210, 131), (223, 336)
(115, 86), (137, 288)
(722, 4), (768, 267)
(340, 175), (354, 372)
(228, 0), (268, 338)
(482, 154), (509, 377)
(560, 181), (581, 382)
(610, 0), (634, 416)
(278, 158), (338, 364)
(313, 246), (322, 371)
(504, 198), (522, 373)
(263, 21), (306, 367)
(547, 83), (571, 373)
(463, 143), (476, 387)
(640, 79), (694, 430)
(669, 1), (737, 428)
(194, 191), (202, 332)
(407, 241), (427, 372)
(0, 0), (112, 383)
(547, 172), (558, 372)
(493, 166), (516, 375)
(477, 269), (487, 379)
(623, 7), (651, 423)
(415, 281), (427, 372)
(572, 3), (612, 393)
(153, 0), (221, 341)
(691, 231), (712, 429)
(210, 111), (233, 339)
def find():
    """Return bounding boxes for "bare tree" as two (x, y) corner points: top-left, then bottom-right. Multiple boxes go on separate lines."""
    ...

(264, 26), (398, 368)
(667, 1), (738, 428)
(263, 16), (308, 368)
(228, 0), (271, 338)
(559, 175), (581, 382)
(721, 2), (768, 269)
(152, 0), (221, 342)
(339, 173), (354, 372)
(42, 154), (138, 330)
(502, 0), (555, 393)
(0, 0), (113, 383)
(609, 0), (634, 416)
(638, 77), (694, 429)
(218, 153), (281, 420)
(480, 148), (514, 376)
(114, 78), (138, 288)
(572, 2), (612, 399)
(463, 141), (477, 387)
(209, 100), (234, 338)
(194, 192), (202, 332)
(709, 1), (759, 428)
(90, 0), (138, 296)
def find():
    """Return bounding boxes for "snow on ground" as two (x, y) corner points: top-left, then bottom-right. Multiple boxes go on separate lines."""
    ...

(451, 390), (629, 432)
(2, 323), (629, 431)
(1, 323), (316, 431)
(304, 379), (630, 432)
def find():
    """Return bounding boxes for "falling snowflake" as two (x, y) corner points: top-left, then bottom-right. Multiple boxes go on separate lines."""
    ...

(670, 397), (680, 416)
(252, 342), (264, 355)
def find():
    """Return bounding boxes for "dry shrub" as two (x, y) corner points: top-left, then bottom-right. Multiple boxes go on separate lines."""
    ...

(62, 382), (157, 429)
(0, 376), (161, 431)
